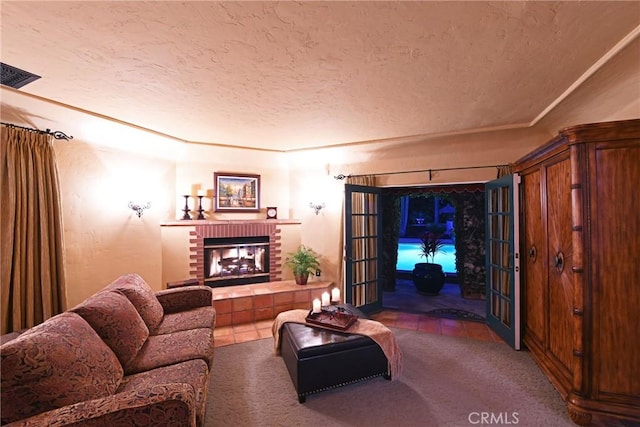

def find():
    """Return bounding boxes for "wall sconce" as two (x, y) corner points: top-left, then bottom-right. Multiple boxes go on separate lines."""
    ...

(309, 202), (325, 215)
(128, 201), (151, 218)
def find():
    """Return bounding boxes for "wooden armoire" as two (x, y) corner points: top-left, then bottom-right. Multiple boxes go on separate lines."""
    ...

(513, 119), (640, 426)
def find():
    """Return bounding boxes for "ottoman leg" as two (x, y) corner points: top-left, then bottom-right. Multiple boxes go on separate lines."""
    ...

(298, 394), (306, 403)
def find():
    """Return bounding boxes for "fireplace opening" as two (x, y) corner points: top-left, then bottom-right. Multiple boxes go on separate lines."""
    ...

(203, 236), (270, 287)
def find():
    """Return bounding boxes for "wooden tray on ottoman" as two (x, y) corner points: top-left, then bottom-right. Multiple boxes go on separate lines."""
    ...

(306, 308), (357, 331)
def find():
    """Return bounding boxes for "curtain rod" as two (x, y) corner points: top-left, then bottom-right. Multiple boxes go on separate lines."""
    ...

(1, 122), (73, 141)
(334, 164), (509, 181)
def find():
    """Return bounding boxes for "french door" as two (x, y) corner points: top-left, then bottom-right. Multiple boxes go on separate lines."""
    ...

(485, 174), (521, 349)
(344, 184), (382, 314)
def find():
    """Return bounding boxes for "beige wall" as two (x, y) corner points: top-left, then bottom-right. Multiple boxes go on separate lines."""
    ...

(54, 140), (176, 307)
(3, 37), (638, 309)
(173, 143), (290, 220)
(537, 35), (640, 133)
(54, 131), (295, 307)
(159, 225), (193, 286)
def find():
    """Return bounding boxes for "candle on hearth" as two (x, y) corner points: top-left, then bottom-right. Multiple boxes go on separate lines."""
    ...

(312, 298), (321, 314)
(321, 292), (330, 307)
(331, 288), (340, 303)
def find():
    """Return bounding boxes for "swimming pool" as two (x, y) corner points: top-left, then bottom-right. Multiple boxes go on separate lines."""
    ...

(396, 241), (456, 273)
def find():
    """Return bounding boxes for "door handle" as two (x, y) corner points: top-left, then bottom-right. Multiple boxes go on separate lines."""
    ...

(528, 245), (537, 262)
(554, 252), (565, 273)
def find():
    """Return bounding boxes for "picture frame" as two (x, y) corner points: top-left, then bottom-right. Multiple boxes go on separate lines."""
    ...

(214, 172), (260, 212)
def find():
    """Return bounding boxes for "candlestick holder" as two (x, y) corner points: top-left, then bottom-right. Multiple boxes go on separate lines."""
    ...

(181, 195), (192, 220)
(196, 195), (205, 220)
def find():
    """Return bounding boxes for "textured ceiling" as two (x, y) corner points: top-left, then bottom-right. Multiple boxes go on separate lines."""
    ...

(1, 1), (639, 151)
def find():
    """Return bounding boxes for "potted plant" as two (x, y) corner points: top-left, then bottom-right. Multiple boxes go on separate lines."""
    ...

(412, 232), (446, 295)
(285, 245), (320, 285)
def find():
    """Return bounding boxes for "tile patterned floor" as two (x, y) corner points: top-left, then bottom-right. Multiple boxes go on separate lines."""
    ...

(213, 309), (505, 348)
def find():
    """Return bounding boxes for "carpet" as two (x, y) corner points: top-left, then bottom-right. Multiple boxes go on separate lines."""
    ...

(205, 329), (574, 427)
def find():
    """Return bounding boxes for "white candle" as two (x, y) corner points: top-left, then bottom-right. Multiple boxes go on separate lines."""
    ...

(197, 189), (205, 196)
(321, 292), (330, 307)
(312, 298), (321, 314)
(331, 288), (340, 303)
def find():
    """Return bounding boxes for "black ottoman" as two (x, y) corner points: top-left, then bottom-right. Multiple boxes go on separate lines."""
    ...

(280, 321), (390, 403)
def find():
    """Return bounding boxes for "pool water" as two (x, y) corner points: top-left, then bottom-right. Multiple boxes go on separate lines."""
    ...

(396, 241), (456, 273)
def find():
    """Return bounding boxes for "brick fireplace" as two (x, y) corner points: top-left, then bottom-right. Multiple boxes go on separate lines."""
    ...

(190, 222), (283, 286)
(160, 219), (333, 327)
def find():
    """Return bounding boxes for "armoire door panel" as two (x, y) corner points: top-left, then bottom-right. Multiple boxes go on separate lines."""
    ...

(521, 169), (544, 347)
(592, 144), (640, 398)
(544, 158), (574, 375)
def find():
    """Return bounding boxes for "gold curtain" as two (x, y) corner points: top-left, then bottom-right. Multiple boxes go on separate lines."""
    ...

(1, 126), (66, 334)
(497, 165), (512, 178)
(339, 175), (376, 306)
(346, 176), (376, 187)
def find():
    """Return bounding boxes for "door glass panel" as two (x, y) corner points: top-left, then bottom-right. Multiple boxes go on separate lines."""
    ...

(352, 283), (365, 306)
(501, 299), (511, 326)
(345, 184), (382, 314)
(501, 187), (511, 211)
(502, 214), (510, 237)
(502, 242), (511, 267)
(494, 241), (501, 261)
(489, 188), (498, 212)
(485, 174), (520, 349)
(501, 269), (510, 297)
(353, 216), (368, 238)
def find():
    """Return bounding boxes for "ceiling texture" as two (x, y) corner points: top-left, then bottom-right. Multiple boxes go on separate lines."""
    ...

(1, 1), (639, 151)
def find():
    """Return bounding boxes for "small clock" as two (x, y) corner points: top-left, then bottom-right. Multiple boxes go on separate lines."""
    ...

(266, 206), (278, 219)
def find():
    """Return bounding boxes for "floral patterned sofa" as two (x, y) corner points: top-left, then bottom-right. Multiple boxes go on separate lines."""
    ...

(1, 273), (215, 427)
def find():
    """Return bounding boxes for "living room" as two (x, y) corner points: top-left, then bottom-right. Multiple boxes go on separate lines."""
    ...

(2, 2), (639, 426)
(2, 2), (638, 308)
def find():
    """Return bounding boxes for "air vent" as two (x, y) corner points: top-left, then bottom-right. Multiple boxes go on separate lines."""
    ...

(1, 62), (41, 89)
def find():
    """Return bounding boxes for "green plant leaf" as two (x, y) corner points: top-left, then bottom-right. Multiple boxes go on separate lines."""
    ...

(284, 245), (321, 275)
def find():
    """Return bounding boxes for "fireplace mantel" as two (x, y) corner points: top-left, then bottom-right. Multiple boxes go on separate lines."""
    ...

(160, 219), (301, 227)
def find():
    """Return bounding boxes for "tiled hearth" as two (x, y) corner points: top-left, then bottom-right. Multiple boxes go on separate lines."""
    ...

(211, 280), (333, 327)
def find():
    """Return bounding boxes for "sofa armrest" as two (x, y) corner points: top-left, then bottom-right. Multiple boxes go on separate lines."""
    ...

(4, 383), (197, 427)
(155, 286), (213, 314)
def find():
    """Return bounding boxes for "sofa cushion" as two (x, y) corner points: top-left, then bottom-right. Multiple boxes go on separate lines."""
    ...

(72, 290), (149, 366)
(0, 330), (24, 345)
(106, 273), (164, 331)
(124, 328), (214, 375)
(154, 306), (216, 335)
(1, 312), (123, 424)
(155, 286), (213, 314)
(118, 359), (209, 427)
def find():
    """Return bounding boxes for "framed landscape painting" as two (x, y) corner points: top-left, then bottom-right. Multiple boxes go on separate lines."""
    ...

(214, 172), (260, 212)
